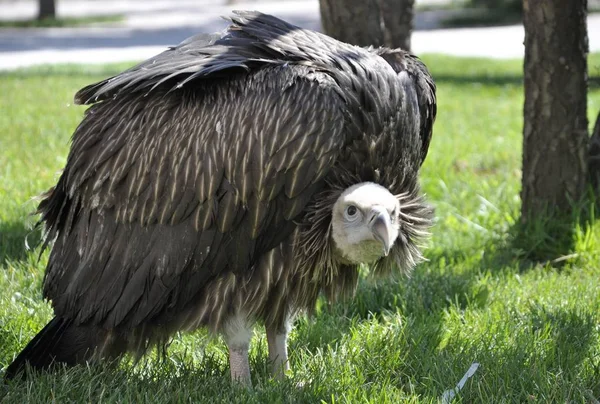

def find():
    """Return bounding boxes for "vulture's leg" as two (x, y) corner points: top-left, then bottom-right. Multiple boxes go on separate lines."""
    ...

(266, 322), (290, 379)
(223, 314), (253, 385)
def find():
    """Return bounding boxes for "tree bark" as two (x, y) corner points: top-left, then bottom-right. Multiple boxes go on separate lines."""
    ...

(521, 0), (588, 218)
(319, 0), (415, 51)
(589, 112), (600, 190)
(38, 0), (56, 20)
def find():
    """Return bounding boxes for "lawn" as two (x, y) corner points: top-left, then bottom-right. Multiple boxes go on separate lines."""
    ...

(1, 55), (600, 403)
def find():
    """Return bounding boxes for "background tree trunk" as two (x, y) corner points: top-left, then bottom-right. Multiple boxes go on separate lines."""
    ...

(589, 112), (600, 190)
(319, 0), (415, 51)
(521, 0), (588, 218)
(38, 0), (56, 20)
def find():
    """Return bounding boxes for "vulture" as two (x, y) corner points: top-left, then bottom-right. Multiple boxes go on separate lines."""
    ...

(5, 11), (437, 384)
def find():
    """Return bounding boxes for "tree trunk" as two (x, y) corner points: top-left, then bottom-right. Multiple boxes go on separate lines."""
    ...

(319, 0), (415, 51)
(38, 0), (56, 20)
(521, 0), (588, 218)
(589, 112), (600, 190)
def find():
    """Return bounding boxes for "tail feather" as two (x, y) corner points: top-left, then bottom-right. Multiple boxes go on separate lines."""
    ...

(4, 317), (125, 380)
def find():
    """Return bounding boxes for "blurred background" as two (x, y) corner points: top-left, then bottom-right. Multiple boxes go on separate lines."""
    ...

(2, 0), (600, 69)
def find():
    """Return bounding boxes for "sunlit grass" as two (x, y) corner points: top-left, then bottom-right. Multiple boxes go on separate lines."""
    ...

(1, 55), (600, 402)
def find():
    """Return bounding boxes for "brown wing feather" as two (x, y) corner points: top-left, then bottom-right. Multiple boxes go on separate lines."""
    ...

(42, 65), (348, 329)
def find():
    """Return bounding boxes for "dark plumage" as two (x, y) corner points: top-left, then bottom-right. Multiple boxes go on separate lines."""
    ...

(5, 11), (436, 383)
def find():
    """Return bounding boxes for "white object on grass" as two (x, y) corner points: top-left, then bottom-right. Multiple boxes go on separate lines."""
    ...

(441, 362), (480, 404)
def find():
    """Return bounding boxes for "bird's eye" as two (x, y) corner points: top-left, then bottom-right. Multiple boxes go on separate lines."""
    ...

(345, 205), (359, 220)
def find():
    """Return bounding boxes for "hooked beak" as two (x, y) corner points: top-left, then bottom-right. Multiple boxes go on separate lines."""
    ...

(369, 207), (393, 256)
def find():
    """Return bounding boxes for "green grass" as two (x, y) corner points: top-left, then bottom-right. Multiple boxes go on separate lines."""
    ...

(0, 14), (124, 28)
(2, 55), (600, 402)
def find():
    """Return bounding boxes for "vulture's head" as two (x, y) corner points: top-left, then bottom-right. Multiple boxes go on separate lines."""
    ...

(331, 182), (401, 264)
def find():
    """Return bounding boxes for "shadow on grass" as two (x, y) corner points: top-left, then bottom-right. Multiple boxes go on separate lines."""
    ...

(288, 247), (487, 398)
(0, 220), (42, 265)
(489, 192), (600, 268)
(491, 305), (600, 401)
(294, 245), (487, 346)
(2, 354), (327, 403)
(528, 304), (598, 374)
(290, 216), (599, 399)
